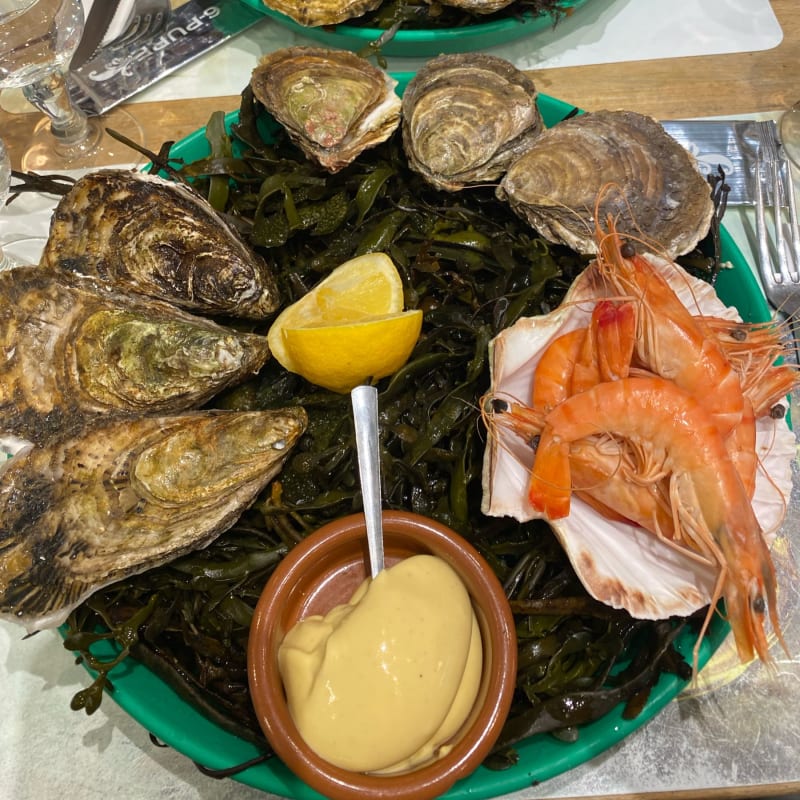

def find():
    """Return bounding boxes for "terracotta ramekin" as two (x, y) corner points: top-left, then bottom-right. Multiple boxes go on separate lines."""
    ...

(247, 509), (517, 800)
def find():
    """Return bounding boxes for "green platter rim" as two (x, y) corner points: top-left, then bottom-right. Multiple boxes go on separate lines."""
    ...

(238, 0), (593, 57)
(65, 90), (769, 799)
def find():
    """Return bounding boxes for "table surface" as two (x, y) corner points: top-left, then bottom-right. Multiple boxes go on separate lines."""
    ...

(1, 2), (800, 799)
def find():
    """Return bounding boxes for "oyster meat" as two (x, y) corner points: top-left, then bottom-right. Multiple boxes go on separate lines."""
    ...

(0, 407), (307, 631)
(41, 170), (280, 320)
(0, 266), (271, 446)
(482, 259), (795, 619)
(402, 53), (543, 192)
(250, 47), (401, 173)
(259, 0), (381, 26)
(497, 110), (715, 257)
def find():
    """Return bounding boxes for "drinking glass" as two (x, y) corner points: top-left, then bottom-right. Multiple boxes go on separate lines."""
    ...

(0, 0), (143, 170)
(780, 100), (800, 169)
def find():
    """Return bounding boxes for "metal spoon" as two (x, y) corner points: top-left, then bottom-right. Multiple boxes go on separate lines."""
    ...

(351, 385), (384, 578)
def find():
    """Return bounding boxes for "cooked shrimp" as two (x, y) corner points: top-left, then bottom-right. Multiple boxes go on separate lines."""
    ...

(531, 327), (585, 413)
(526, 375), (784, 669)
(727, 399), (757, 499)
(568, 437), (676, 539)
(531, 300), (636, 413)
(594, 220), (746, 437)
(588, 299), (636, 384)
(701, 316), (799, 418)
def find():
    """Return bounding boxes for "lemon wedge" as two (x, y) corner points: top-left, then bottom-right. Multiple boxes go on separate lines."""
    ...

(268, 253), (422, 393)
(282, 311), (423, 394)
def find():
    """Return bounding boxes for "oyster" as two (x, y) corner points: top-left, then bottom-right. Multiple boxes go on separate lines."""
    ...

(41, 170), (280, 320)
(0, 266), (271, 446)
(259, 0), (381, 26)
(250, 47), (401, 173)
(435, 0), (516, 12)
(497, 110), (715, 257)
(481, 259), (795, 619)
(402, 53), (543, 192)
(0, 407), (307, 631)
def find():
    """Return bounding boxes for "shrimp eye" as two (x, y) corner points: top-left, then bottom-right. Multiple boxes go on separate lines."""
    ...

(729, 326), (747, 342)
(620, 241), (636, 258)
(530, 434), (540, 451)
(751, 594), (766, 614)
(490, 398), (510, 414)
(769, 403), (786, 420)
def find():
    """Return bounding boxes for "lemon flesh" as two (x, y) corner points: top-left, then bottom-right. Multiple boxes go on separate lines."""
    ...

(282, 310), (423, 394)
(268, 252), (405, 372)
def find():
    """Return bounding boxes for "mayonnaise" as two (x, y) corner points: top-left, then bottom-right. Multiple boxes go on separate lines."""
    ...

(277, 554), (483, 774)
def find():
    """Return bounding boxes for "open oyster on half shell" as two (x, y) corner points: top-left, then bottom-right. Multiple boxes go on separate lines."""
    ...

(497, 110), (715, 258)
(250, 47), (401, 173)
(402, 53), (543, 191)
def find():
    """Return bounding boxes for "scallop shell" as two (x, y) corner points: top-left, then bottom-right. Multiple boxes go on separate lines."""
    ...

(497, 110), (715, 258)
(250, 47), (401, 173)
(0, 407), (307, 632)
(42, 170), (280, 320)
(481, 257), (796, 619)
(260, 0), (381, 26)
(401, 53), (543, 191)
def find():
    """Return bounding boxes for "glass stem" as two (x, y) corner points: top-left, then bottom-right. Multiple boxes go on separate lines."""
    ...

(21, 69), (90, 147)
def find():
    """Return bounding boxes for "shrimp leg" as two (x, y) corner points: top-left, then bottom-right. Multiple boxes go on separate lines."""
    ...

(529, 375), (784, 668)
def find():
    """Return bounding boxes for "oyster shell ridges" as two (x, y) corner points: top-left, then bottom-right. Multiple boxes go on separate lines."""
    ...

(0, 266), (272, 446)
(0, 408), (308, 632)
(497, 110), (715, 257)
(402, 52), (543, 192)
(41, 169), (281, 320)
(260, 0), (382, 26)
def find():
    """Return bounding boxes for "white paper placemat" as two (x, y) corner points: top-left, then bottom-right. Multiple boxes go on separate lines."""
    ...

(134, 0), (782, 103)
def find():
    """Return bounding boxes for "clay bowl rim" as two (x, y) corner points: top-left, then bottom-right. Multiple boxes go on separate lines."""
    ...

(247, 509), (517, 800)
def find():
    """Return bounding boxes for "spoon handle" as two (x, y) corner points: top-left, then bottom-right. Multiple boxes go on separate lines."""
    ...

(351, 385), (384, 578)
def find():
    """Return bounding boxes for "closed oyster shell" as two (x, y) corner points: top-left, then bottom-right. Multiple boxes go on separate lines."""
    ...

(260, 0), (381, 26)
(0, 407), (307, 631)
(0, 266), (271, 446)
(497, 110), (715, 257)
(402, 53), (543, 191)
(481, 258), (795, 619)
(250, 47), (401, 173)
(41, 170), (280, 320)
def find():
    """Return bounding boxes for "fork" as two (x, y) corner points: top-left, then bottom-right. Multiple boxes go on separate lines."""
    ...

(754, 120), (800, 318)
(110, 0), (172, 49)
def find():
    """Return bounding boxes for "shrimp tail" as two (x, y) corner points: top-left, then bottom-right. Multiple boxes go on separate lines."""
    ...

(528, 428), (572, 518)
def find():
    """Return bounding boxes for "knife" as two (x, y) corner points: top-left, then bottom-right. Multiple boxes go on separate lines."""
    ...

(71, 0), (125, 71)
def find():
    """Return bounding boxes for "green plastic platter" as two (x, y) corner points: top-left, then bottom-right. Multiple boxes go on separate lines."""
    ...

(238, 0), (593, 57)
(70, 90), (769, 799)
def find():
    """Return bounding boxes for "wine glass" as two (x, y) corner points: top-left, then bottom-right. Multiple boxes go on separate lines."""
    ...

(0, 0), (144, 170)
(780, 100), (800, 169)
